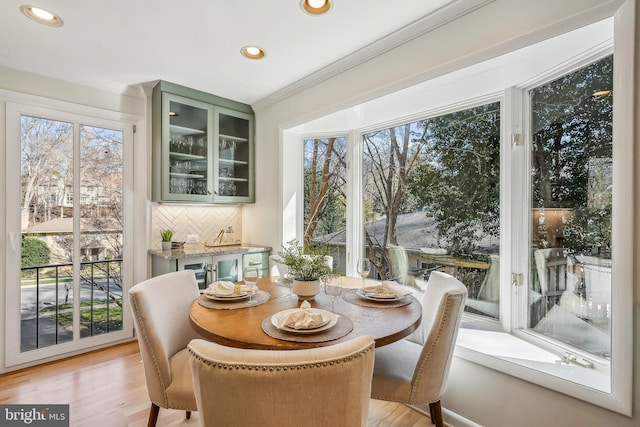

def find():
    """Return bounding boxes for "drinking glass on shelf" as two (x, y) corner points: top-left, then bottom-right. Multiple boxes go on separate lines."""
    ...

(323, 275), (343, 314)
(243, 267), (259, 306)
(357, 258), (371, 289)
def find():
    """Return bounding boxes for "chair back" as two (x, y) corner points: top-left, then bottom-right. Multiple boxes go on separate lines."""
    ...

(128, 270), (201, 406)
(188, 335), (375, 427)
(388, 245), (409, 283)
(410, 271), (467, 403)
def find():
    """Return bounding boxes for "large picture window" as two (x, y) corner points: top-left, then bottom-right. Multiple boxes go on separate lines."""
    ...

(360, 103), (500, 319)
(291, 16), (630, 414)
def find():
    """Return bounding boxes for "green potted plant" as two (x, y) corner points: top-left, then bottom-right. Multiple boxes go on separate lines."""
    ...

(160, 229), (173, 250)
(276, 239), (332, 300)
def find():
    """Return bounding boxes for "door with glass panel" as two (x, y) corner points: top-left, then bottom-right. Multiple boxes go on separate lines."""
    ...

(162, 93), (213, 202)
(5, 106), (133, 366)
(528, 55), (612, 360)
(214, 107), (254, 203)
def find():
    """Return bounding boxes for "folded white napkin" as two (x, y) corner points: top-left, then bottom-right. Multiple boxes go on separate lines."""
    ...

(205, 281), (252, 297)
(277, 301), (327, 329)
(362, 280), (411, 298)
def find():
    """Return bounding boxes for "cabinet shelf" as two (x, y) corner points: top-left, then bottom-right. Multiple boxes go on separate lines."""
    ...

(170, 124), (206, 136)
(169, 152), (207, 161)
(219, 177), (248, 182)
(219, 158), (248, 166)
(170, 172), (206, 179)
(219, 133), (248, 143)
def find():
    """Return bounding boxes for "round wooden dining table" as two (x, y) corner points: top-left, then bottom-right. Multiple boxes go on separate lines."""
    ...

(189, 276), (422, 350)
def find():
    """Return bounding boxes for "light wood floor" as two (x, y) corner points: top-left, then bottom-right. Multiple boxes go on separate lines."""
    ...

(0, 341), (434, 427)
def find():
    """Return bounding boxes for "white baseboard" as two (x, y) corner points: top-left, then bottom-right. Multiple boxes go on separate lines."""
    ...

(409, 404), (482, 427)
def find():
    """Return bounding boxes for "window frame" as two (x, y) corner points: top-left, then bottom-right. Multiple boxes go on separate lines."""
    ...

(287, 10), (632, 414)
(4, 98), (137, 368)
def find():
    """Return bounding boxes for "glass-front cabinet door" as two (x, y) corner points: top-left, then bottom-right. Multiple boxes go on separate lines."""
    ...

(153, 81), (255, 203)
(215, 107), (254, 202)
(161, 93), (213, 202)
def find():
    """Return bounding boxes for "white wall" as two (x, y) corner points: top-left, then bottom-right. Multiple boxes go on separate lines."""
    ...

(247, 0), (638, 425)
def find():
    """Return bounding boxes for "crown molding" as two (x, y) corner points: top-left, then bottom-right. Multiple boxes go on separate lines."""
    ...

(252, 0), (494, 112)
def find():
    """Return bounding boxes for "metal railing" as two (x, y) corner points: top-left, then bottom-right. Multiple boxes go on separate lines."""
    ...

(20, 259), (123, 351)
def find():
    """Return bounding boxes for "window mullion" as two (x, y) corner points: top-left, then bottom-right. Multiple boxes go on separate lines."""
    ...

(503, 87), (528, 331)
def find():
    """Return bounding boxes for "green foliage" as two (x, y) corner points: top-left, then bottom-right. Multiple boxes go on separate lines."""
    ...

(531, 55), (613, 209)
(276, 239), (332, 281)
(531, 55), (613, 253)
(302, 137), (347, 244)
(21, 237), (50, 268)
(160, 229), (173, 242)
(407, 102), (501, 255)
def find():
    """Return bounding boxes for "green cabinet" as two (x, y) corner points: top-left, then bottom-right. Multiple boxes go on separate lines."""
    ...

(152, 81), (255, 203)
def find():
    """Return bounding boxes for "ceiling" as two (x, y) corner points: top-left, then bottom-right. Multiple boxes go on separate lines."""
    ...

(0, 0), (490, 106)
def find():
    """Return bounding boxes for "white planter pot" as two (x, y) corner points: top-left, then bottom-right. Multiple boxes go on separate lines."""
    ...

(161, 241), (172, 250)
(292, 279), (320, 300)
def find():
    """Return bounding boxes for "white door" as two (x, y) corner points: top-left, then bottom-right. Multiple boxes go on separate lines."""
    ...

(5, 103), (134, 367)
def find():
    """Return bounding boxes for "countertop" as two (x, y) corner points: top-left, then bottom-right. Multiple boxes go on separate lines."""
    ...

(148, 243), (271, 260)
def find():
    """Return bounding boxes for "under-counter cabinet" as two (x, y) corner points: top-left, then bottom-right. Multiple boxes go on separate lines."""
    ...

(152, 80), (255, 203)
(150, 245), (271, 292)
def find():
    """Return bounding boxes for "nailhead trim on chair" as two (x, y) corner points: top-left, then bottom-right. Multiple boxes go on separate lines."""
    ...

(189, 343), (374, 371)
(130, 294), (170, 408)
(409, 293), (465, 404)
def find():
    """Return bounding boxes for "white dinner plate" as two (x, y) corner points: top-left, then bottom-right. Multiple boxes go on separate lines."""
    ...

(356, 288), (403, 301)
(203, 291), (255, 301)
(271, 308), (338, 334)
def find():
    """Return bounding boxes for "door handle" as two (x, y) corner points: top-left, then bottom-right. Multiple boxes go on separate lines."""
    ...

(8, 232), (17, 252)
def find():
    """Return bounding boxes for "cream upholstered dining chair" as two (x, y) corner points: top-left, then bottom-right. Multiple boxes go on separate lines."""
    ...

(188, 335), (375, 427)
(128, 270), (202, 427)
(370, 271), (467, 427)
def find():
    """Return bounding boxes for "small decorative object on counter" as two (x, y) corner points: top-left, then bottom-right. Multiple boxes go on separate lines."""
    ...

(160, 229), (173, 250)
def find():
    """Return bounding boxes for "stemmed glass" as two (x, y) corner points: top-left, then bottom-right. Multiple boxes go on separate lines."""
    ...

(323, 275), (343, 314)
(357, 258), (371, 289)
(243, 267), (259, 306)
(282, 272), (294, 298)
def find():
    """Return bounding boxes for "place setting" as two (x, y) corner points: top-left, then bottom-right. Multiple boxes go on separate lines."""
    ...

(198, 267), (271, 310)
(343, 279), (416, 308)
(261, 299), (353, 343)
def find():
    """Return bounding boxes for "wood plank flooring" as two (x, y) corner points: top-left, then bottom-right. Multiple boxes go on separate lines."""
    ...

(0, 341), (434, 427)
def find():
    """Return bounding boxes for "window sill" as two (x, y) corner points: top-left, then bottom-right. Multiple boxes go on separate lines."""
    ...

(453, 321), (619, 412)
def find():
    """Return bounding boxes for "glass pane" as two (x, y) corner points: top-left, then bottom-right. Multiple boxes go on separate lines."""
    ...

(302, 137), (348, 273)
(362, 103), (501, 319)
(218, 258), (239, 282)
(168, 100), (209, 196)
(20, 115), (74, 351)
(80, 125), (124, 337)
(218, 113), (250, 197)
(529, 55), (612, 358)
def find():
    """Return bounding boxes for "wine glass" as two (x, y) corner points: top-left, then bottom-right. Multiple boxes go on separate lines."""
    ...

(243, 267), (259, 306)
(323, 275), (343, 314)
(357, 258), (371, 289)
(282, 272), (294, 298)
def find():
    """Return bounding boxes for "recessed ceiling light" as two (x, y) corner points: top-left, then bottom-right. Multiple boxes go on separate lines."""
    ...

(20, 5), (64, 27)
(241, 46), (266, 60)
(301, 0), (332, 15)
